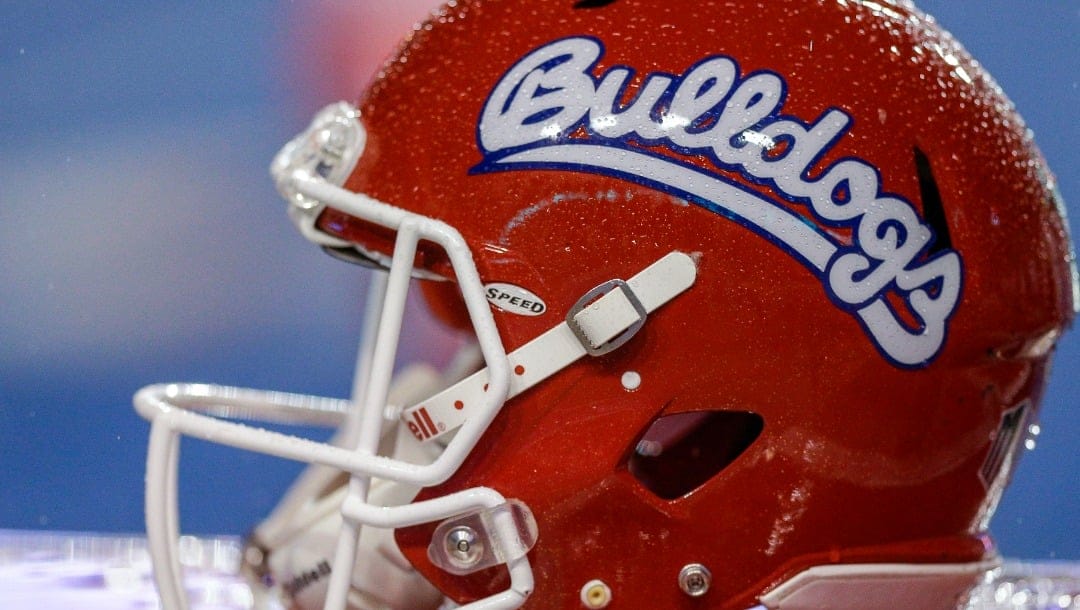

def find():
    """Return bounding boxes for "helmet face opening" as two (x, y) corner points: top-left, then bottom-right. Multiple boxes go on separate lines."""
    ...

(136, 1), (1077, 609)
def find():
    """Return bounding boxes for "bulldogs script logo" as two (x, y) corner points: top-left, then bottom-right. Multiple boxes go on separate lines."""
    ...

(473, 37), (962, 368)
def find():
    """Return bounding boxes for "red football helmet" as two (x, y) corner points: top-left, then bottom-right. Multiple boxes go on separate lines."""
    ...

(136, 1), (1077, 609)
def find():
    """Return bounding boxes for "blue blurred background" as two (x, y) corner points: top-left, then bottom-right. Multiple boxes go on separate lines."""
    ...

(0, 1), (1076, 560)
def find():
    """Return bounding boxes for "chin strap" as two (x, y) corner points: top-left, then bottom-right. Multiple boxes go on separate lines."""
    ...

(401, 251), (698, 444)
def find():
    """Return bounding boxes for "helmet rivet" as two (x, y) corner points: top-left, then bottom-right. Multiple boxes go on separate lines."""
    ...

(580, 579), (612, 608)
(678, 563), (712, 597)
(444, 526), (482, 567)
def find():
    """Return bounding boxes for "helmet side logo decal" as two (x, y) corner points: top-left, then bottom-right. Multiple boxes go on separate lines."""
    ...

(485, 282), (548, 316)
(473, 37), (963, 368)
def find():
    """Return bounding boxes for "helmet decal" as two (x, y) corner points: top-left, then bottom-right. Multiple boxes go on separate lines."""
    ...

(474, 36), (963, 368)
(484, 282), (548, 316)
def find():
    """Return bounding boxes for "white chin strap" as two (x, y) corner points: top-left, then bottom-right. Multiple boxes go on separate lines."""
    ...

(400, 250), (699, 444)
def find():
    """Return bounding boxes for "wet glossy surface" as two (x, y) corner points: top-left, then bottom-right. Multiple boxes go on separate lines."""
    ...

(317, 0), (1076, 607)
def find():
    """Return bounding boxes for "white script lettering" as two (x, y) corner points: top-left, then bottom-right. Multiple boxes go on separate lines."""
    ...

(474, 37), (962, 367)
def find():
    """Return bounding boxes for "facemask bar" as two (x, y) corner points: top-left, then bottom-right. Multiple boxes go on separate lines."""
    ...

(246, 270), (388, 564)
(135, 217), (530, 609)
(137, 102), (699, 609)
(315, 186), (526, 610)
(135, 104), (534, 609)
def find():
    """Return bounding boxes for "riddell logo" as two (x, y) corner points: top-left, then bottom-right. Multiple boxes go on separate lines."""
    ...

(407, 407), (442, 440)
(473, 37), (963, 368)
(283, 560), (331, 597)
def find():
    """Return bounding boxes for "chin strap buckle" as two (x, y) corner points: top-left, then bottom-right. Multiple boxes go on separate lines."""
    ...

(567, 279), (648, 356)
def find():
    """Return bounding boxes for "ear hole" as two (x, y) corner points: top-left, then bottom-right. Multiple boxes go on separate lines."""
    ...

(574, 0), (619, 8)
(627, 411), (763, 500)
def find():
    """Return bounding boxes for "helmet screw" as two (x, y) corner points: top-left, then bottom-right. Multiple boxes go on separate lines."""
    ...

(444, 525), (482, 568)
(678, 563), (712, 597)
(580, 579), (612, 608)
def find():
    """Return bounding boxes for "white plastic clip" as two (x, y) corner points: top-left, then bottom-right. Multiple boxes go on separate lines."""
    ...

(428, 500), (539, 576)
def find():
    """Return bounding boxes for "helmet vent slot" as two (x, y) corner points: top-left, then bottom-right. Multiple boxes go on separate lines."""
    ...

(914, 147), (952, 254)
(627, 410), (763, 500)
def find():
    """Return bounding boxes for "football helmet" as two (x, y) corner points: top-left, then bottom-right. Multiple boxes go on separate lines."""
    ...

(135, 1), (1078, 609)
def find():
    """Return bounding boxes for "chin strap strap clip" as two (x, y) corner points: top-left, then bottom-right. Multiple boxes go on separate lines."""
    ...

(567, 278), (649, 356)
(401, 251), (698, 444)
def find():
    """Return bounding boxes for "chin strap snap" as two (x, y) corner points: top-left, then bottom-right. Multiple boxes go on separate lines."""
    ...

(401, 251), (698, 444)
(427, 499), (539, 577)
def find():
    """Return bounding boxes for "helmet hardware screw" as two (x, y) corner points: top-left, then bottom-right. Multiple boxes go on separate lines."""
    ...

(444, 525), (482, 567)
(580, 579), (612, 608)
(678, 563), (712, 597)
